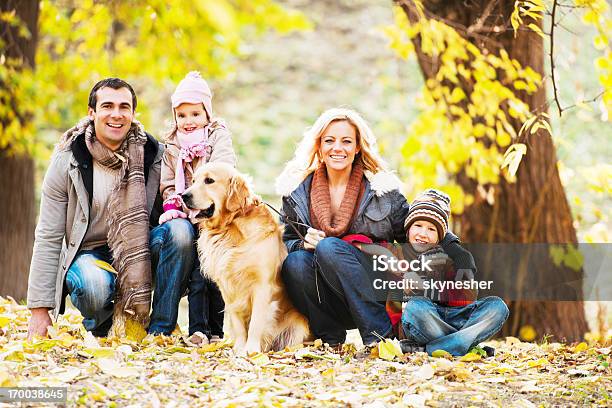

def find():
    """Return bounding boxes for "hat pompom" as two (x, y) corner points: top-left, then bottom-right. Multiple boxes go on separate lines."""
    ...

(185, 71), (202, 80)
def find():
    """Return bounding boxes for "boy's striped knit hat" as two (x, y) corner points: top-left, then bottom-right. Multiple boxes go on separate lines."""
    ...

(404, 189), (451, 241)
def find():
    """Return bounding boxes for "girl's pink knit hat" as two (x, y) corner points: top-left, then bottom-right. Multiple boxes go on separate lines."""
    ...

(171, 71), (213, 119)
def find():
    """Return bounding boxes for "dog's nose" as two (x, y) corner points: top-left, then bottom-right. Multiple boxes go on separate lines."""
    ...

(182, 192), (193, 208)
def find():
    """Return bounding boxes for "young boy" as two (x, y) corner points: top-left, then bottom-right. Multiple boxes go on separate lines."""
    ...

(399, 189), (509, 356)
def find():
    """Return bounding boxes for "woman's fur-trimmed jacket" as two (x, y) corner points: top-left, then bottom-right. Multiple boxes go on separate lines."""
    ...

(279, 170), (410, 253)
(278, 169), (477, 276)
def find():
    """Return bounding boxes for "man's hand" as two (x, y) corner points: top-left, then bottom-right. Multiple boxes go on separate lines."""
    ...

(304, 227), (326, 250)
(27, 308), (52, 340)
(159, 209), (187, 224)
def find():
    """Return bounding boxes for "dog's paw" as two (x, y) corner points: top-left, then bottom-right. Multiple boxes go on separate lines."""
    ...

(233, 346), (247, 357)
(245, 343), (262, 355)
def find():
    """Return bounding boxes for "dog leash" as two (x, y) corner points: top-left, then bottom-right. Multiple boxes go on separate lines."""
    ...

(263, 201), (309, 242)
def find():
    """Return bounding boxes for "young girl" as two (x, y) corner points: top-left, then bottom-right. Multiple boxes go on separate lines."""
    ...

(159, 71), (236, 345)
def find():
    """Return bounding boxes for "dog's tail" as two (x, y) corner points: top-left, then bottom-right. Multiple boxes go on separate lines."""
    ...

(272, 309), (311, 351)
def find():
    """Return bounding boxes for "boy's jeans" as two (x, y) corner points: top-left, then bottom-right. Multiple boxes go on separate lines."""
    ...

(401, 296), (509, 356)
(65, 218), (196, 336)
(281, 237), (392, 345)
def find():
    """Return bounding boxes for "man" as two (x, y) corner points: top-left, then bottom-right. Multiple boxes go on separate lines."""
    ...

(27, 78), (197, 338)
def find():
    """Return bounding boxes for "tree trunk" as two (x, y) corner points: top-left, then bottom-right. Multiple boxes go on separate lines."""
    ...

(0, 0), (39, 301)
(397, 0), (588, 342)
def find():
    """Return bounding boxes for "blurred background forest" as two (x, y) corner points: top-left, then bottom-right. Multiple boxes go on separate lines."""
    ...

(1, 0), (610, 342)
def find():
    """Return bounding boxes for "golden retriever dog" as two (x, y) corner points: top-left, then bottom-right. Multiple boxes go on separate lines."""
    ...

(182, 162), (310, 354)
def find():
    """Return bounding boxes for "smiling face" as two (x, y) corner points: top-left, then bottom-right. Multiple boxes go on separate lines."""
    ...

(408, 220), (440, 247)
(175, 102), (208, 133)
(87, 87), (134, 151)
(318, 120), (360, 173)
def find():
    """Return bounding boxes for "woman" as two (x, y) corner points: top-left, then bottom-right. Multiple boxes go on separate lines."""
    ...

(276, 108), (409, 346)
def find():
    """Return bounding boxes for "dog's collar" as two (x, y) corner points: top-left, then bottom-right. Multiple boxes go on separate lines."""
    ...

(241, 199), (261, 217)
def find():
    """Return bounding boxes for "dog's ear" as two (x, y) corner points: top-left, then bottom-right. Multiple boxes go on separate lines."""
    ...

(226, 175), (249, 213)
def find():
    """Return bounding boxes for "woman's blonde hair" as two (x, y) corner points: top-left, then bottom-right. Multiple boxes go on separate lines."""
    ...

(276, 108), (390, 193)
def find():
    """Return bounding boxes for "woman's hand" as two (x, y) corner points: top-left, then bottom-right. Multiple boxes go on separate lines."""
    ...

(304, 228), (326, 250)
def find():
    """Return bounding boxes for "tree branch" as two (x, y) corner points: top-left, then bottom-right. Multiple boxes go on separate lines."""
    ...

(550, 0), (563, 117)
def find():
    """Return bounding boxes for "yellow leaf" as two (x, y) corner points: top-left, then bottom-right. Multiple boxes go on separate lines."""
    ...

(449, 87), (466, 103)
(3, 350), (25, 362)
(82, 347), (117, 359)
(0, 370), (16, 387)
(519, 324), (537, 341)
(432, 349), (453, 359)
(502, 143), (527, 177)
(460, 352), (482, 362)
(573, 342), (589, 353)
(248, 352), (270, 366)
(125, 319), (147, 342)
(321, 367), (335, 383)
(527, 23), (546, 39)
(378, 339), (403, 361)
(58, 332), (77, 348)
(527, 358), (548, 368)
(96, 358), (139, 378)
(0, 316), (11, 328)
(496, 132), (511, 147)
(165, 346), (191, 354)
(197, 340), (232, 354)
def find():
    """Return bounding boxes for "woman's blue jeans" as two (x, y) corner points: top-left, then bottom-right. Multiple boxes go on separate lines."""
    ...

(65, 219), (197, 336)
(401, 296), (509, 356)
(281, 237), (392, 345)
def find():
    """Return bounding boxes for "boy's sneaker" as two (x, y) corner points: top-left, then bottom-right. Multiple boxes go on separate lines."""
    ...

(186, 331), (209, 347)
(209, 335), (222, 343)
(468, 345), (495, 358)
(482, 345), (495, 357)
(399, 339), (425, 354)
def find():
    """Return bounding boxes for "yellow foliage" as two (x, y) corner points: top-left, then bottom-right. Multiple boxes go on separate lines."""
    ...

(125, 319), (147, 342)
(518, 325), (537, 342)
(1, 0), (310, 157)
(378, 339), (403, 361)
(385, 5), (546, 207)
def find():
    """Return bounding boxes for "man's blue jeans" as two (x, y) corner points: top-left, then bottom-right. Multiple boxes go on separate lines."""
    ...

(281, 237), (392, 345)
(64, 219), (196, 336)
(64, 246), (115, 337)
(401, 296), (509, 356)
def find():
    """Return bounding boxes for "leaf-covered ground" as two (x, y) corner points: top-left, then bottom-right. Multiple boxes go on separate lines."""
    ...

(1, 297), (610, 407)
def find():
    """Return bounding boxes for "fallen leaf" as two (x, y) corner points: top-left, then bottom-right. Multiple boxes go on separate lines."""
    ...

(460, 352), (482, 362)
(519, 383), (542, 393)
(96, 358), (139, 378)
(378, 339), (402, 361)
(431, 349), (452, 359)
(82, 347), (117, 359)
(248, 352), (270, 366)
(573, 342), (588, 353)
(414, 364), (434, 380)
(402, 392), (430, 407)
(527, 358), (548, 368)
(506, 336), (522, 345)
(483, 376), (506, 383)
